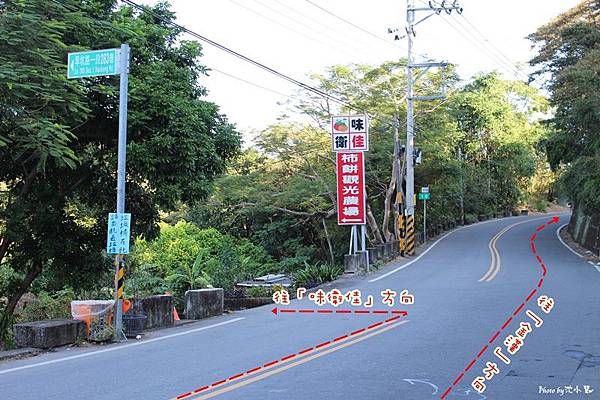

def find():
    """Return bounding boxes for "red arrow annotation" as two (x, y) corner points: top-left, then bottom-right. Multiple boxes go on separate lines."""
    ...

(271, 307), (408, 316)
(440, 216), (558, 400)
(173, 314), (406, 400)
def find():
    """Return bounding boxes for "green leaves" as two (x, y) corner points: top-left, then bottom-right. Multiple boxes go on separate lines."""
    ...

(529, 2), (600, 213)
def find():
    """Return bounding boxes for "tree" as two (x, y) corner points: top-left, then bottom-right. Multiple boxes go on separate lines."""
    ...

(528, 0), (600, 214)
(0, 0), (240, 347)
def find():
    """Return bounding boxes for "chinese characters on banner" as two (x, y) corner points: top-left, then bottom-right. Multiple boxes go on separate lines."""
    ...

(106, 213), (131, 254)
(331, 115), (369, 152)
(336, 152), (366, 225)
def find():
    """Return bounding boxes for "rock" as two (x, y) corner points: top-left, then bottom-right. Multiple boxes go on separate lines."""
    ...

(184, 289), (224, 320)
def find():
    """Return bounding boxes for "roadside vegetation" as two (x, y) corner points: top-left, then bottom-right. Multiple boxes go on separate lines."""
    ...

(3, 0), (594, 349)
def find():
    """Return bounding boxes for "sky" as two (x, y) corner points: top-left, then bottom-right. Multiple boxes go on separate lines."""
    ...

(139, 0), (581, 138)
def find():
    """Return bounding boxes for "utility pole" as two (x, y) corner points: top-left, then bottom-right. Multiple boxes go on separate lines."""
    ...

(403, 0), (462, 255)
(113, 43), (131, 341)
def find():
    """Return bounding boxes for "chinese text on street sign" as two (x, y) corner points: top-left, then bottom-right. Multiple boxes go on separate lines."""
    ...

(106, 213), (131, 254)
(336, 152), (366, 225)
(331, 115), (369, 152)
(67, 48), (120, 79)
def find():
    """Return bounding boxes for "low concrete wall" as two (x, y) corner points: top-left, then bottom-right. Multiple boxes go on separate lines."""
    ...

(13, 319), (85, 349)
(569, 205), (600, 255)
(224, 297), (272, 311)
(130, 295), (173, 330)
(185, 289), (224, 320)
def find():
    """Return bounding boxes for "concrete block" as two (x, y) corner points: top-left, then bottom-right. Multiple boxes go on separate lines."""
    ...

(131, 295), (173, 329)
(344, 254), (361, 273)
(367, 248), (378, 264)
(185, 288), (224, 320)
(375, 244), (385, 260)
(13, 319), (85, 349)
(391, 240), (400, 256)
(383, 242), (392, 260)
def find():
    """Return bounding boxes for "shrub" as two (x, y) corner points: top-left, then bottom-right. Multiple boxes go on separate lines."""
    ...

(293, 262), (343, 289)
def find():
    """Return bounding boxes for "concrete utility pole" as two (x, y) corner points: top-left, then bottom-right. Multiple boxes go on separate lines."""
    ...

(114, 43), (131, 341)
(403, 0), (462, 255)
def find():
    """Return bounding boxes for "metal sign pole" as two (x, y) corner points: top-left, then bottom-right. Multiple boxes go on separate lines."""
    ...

(424, 199), (427, 243)
(361, 224), (368, 272)
(113, 43), (130, 341)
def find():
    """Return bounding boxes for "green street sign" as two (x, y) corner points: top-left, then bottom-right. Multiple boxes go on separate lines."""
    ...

(418, 192), (430, 200)
(67, 48), (120, 79)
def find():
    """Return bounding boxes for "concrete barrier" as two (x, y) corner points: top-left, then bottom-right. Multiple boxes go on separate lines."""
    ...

(391, 240), (400, 256)
(13, 319), (85, 349)
(367, 248), (378, 264)
(344, 254), (362, 273)
(130, 295), (173, 330)
(224, 297), (272, 311)
(383, 242), (392, 260)
(185, 288), (224, 320)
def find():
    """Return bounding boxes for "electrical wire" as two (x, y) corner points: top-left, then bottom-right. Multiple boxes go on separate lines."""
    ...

(457, 13), (527, 79)
(303, 0), (405, 52)
(121, 0), (356, 110)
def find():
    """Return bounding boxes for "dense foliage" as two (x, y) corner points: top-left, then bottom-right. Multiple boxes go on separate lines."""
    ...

(0, 0), (240, 347)
(131, 222), (274, 301)
(529, 0), (600, 214)
(191, 66), (549, 268)
(0, 0), (562, 350)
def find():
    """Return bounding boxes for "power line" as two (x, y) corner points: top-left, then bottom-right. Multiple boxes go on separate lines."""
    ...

(304, 0), (404, 52)
(210, 67), (300, 101)
(248, 0), (361, 52)
(227, 0), (355, 59)
(272, 0), (376, 51)
(121, 0), (356, 110)
(457, 13), (527, 79)
(449, 14), (527, 80)
(415, 0), (525, 80)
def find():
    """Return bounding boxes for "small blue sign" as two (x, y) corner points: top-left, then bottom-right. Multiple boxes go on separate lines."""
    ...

(106, 213), (131, 255)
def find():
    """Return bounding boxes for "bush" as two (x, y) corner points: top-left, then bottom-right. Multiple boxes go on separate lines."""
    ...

(130, 221), (277, 302)
(293, 262), (343, 289)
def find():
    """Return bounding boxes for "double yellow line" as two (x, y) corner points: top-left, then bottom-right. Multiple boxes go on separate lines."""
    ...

(174, 320), (408, 400)
(479, 216), (552, 282)
(478, 223), (513, 282)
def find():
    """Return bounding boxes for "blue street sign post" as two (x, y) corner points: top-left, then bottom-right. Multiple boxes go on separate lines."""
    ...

(67, 48), (120, 79)
(68, 44), (130, 340)
(420, 187), (430, 242)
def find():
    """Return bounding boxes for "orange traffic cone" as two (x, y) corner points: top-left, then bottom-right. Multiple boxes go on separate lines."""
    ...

(173, 306), (180, 321)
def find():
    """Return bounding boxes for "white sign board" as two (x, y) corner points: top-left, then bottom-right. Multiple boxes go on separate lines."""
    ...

(331, 115), (369, 152)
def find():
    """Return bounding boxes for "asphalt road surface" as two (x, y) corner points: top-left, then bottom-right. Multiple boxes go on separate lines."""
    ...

(1, 213), (599, 400)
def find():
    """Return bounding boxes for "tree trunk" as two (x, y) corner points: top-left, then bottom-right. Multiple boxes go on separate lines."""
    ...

(382, 163), (398, 242)
(321, 218), (335, 265)
(366, 202), (384, 245)
(0, 260), (43, 349)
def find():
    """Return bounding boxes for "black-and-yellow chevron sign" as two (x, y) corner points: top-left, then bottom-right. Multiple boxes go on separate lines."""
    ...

(405, 214), (415, 255)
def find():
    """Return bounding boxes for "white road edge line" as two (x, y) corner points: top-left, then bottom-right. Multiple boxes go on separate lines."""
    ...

(368, 228), (457, 283)
(555, 223), (584, 258)
(369, 214), (567, 283)
(588, 261), (600, 273)
(0, 317), (245, 375)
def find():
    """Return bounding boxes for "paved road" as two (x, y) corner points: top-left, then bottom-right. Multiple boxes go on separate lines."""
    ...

(1, 213), (599, 400)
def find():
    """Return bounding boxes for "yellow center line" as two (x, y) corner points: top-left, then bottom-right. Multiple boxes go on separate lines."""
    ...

(180, 320), (409, 400)
(479, 216), (553, 282)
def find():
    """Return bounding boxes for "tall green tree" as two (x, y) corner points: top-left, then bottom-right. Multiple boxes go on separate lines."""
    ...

(0, 0), (240, 347)
(529, 0), (600, 214)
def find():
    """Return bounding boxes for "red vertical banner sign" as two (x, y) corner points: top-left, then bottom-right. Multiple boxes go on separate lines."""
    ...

(336, 152), (366, 225)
